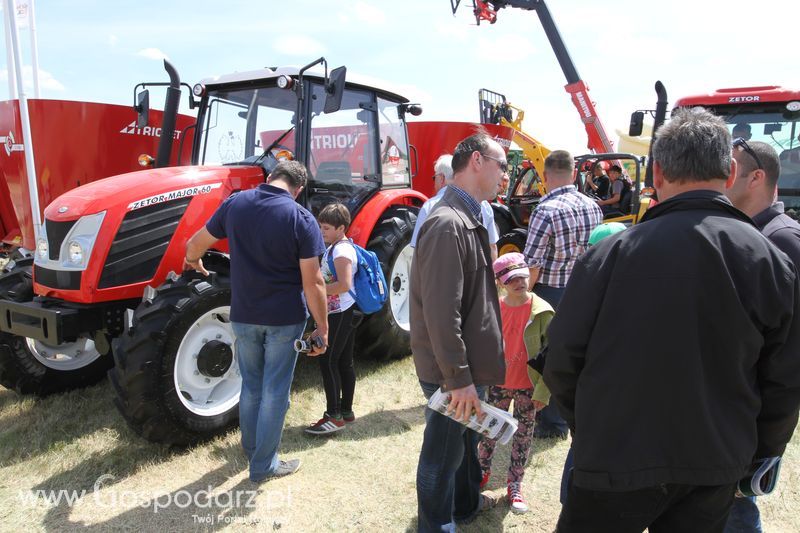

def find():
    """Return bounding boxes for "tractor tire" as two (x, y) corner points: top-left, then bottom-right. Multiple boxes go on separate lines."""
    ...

(0, 258), (111, 395)
(109, 270), (239, 446)
(356, 205), (418, 360)
(497, 228), (528, 256)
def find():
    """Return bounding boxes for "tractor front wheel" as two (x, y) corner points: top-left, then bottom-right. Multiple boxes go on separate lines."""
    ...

(0, 258), (110, 395)
(109, 271), (239, 446)
(356, 206), (418, 360)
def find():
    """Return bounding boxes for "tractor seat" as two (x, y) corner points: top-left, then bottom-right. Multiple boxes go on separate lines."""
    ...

(315, 161), (353, 186)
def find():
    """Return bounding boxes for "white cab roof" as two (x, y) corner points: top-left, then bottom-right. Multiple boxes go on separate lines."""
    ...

(198, 66), (409, 103)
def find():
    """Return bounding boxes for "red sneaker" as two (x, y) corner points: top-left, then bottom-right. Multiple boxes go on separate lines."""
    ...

(480, 470), (491, 489)
(342, 410), (356, 423)
(507, 482), (529, 514)
(304, 413), (345, 435)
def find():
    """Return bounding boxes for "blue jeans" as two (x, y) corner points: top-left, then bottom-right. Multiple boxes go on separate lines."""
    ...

(724, 496), (762, 532)
(232, 321), (305, 482)
(417, 381), (486, 533)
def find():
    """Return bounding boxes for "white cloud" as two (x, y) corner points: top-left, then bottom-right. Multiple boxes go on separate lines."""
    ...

(476, 34), (536, 62)
(0, 66), (65, 92)
(108, 34), (118, 46)
(354, 1), (386, 25)
(272, 35), (326, 57)
(136, 48), (169, 61)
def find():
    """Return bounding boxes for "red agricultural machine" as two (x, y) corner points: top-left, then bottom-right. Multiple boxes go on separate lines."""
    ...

(671, 87), (800, 215)
(0, 58), (514, 445)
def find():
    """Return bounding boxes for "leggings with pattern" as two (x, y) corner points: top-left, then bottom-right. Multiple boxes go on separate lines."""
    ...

(477, 385), (537, 485)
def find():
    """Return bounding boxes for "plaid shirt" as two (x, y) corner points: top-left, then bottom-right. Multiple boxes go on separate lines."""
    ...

(524, 184), (603, 287)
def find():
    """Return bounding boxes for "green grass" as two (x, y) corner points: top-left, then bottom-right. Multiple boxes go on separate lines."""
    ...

(0, 355), (798, 532)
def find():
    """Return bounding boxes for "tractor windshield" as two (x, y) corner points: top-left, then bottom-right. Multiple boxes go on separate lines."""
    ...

(713, 106), (800, 212)
(198, 86), (297, 167)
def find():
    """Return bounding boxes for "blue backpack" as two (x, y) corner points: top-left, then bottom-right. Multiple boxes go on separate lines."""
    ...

(326, 240), (388, 314)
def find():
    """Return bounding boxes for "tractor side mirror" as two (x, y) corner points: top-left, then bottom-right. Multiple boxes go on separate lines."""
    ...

(324, 66), (347, 114)
(764, 123), (783, 135)
(136, 90), (150, 129)
(629, 111), (644, 137)
(628, 111), (644, 137)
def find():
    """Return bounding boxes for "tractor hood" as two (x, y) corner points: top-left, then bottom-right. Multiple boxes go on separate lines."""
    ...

(43, 165), (265, 221)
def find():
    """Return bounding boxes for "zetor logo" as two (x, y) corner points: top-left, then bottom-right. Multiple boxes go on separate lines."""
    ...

(127, 183), (222, 210)
(120, 121), (182, 139)
(729, 96), (761, 103)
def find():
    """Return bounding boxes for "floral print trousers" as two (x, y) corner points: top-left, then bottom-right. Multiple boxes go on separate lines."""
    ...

(477, 385), (537, 485)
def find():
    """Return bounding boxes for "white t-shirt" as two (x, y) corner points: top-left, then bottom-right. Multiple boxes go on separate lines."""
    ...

(321, 240), (358, 313)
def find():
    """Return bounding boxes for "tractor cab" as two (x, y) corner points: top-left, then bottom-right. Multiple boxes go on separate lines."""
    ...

(184, 59), (420, 218)
(574, 153), (651, 226)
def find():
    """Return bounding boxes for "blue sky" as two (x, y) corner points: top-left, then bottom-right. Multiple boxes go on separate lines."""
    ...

(2, 0), (799, 154)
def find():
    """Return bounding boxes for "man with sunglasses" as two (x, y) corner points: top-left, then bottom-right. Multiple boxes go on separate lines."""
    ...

(410, 153), (500, 260)
(724, 139), (800, 533)
(544, 108), (800, 532)
(410, 132), (508, 532)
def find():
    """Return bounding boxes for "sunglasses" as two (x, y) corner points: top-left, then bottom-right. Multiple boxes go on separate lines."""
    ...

(733, 137), (764, 171)
(481, 153), (509, 174)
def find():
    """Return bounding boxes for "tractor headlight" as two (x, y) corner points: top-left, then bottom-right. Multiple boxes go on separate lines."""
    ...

(67, 241), (83, 264)
(58, 211), (106, 270)
(37, 238), (48, 259)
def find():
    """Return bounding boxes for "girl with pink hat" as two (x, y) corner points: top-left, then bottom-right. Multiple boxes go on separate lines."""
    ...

(478, 252), (555, 514)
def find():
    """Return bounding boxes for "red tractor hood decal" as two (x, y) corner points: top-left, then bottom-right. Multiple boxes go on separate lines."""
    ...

(44, 165), (264, 221)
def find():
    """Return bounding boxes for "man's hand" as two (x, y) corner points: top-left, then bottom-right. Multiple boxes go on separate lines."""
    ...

(446, 383), (483, 422)
(184, 257), (209, 276)
(305, 326), (329, 357)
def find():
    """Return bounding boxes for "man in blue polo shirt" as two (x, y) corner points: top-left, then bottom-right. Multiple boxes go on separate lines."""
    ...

(185, 161), (328, 482)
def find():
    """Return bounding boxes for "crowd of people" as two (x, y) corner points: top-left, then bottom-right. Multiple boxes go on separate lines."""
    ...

(184, 107), (800, 533)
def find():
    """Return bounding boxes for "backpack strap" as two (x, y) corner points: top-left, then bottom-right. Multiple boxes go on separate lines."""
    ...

(326, 239), (357, 300)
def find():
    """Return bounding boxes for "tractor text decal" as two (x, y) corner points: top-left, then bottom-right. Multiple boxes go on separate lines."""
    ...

(120, 121), (182, 140)
(127, 183), (222, 210)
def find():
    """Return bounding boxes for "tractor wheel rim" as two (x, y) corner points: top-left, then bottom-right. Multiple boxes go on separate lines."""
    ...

(173, 306), (240, 416)
(26, 336), (102, 370)
(389, 243), (413, 331)
(499, 243), (522, 256)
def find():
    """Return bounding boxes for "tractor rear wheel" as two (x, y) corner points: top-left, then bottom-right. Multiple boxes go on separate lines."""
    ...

(0, 258), (110, 395)
(497, 228), (528, 256)
(356, 206), (418, 360)
(109, 271), (239, 446)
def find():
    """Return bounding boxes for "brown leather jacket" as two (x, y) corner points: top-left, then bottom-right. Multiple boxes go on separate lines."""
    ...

(410, 186), (504, 391)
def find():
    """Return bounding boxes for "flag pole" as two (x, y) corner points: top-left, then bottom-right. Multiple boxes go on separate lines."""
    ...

(3, 0), (42, 242)
(28, 0), (39, 97)
(3, 3), (17, 98)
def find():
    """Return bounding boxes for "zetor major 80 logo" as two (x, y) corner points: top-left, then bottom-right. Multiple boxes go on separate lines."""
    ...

(120, 122), (182, 140)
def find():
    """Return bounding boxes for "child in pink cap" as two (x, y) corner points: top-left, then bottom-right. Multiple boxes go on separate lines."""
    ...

(478, 252), (554, 514)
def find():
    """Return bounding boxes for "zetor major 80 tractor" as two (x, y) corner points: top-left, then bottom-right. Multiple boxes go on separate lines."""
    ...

(0, 58), (425, 445)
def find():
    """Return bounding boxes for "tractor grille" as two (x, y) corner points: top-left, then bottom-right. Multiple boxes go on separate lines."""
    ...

(33, 265), (81, 290)
(45, 219), (76, 260)
(98, 197), (191, 289)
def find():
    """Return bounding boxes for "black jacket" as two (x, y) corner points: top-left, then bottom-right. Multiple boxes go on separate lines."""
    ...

(544, 190), (800, 490)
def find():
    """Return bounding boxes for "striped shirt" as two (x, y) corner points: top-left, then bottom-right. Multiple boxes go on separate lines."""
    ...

(523, 184), (603, 287)
(449, 185), (482, 219)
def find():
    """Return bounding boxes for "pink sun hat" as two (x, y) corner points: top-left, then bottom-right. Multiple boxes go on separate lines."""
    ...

(493, 252), (530, 285)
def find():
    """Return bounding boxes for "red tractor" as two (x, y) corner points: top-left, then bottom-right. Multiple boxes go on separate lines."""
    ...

(672, 87), (800, 216)
(0, 57), (430, 445)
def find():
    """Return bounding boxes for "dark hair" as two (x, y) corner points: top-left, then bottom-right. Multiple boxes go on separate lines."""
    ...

(608, 164), (622, 173)
(318, 203), (351, 230)
(738, 141), (781, 188)
(269, 161), (308, 190)
(544, 150), (574, 174)
(652, 107), (731, 183)
(452, 130), (493, 174)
